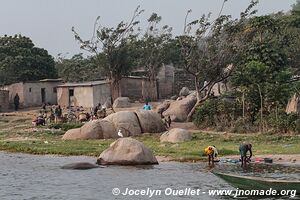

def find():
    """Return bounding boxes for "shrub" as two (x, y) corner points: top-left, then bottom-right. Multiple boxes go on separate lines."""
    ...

(193, 97), (242, 129)
(48, 123), (84, 131)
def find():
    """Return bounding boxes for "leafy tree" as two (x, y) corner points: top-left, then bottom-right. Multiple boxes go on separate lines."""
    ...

(72, 7), (143, 100)
(0, 35), (57, 85)
(178, 0), (238, 121)
(55, 54), (104, 82)
(230, 8), (297, 129)
(135, 13), (172, 100)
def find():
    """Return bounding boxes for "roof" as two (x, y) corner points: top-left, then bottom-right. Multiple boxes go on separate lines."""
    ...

(39, 79), (63, 82)
(57, 80), (109, 88)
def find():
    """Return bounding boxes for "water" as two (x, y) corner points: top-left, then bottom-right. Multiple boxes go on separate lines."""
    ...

(0, 152), (299, 200)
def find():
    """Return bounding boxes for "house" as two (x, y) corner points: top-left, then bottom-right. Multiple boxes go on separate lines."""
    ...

(0, 90), (9, 112)
(2, 79), (62, 108)
(56, 80), (111, 108)
(120, 76), (158, 101)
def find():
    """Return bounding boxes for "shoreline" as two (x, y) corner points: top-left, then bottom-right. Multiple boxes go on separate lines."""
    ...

(1, 150), (300, 165)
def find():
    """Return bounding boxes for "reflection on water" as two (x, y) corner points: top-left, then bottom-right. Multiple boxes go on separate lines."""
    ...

(0, 152), (299, 200)
(215, 162), (300, 181)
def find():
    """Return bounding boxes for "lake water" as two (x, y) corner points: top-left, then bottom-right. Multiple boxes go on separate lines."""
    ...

(0, 152), (299, 200)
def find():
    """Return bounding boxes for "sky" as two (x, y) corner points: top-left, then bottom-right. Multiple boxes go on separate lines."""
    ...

(0, 0), (296, 58)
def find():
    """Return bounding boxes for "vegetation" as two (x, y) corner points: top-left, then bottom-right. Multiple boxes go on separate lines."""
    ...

(0, 35), (57, 85)
(71, 6), (144, 100)
(1, 115), (300, 160)
(55, 54), (104, 82)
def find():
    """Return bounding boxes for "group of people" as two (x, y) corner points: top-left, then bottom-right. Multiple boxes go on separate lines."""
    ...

(205, 143), (252, 167)
(32, 104), (63, 126)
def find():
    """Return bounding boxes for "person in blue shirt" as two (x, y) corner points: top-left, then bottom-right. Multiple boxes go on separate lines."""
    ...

(143, 101), (152, 110)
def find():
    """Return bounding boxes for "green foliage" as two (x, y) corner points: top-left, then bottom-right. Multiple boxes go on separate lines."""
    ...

(56, 54), (104, 82)
(0, 35), (57, 85)
(48, 123), (84, 131)
(266, 110), (299, 133)
(193, 97), (242, 129)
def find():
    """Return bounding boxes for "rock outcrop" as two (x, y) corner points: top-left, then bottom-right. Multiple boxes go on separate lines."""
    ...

(113, 97), (131, 108)
(160, 128), (192, 143)
(179, 87), (190, 97)
(163, 95), (197, 122)
(135, 110), (166, 133)
(62, 110), (165, 140)
(97, 138), (158, 165)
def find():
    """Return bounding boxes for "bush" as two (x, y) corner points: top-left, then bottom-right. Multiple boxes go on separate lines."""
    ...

(266, 110), (299, 133)
(193, 97), (242, 129)
(48, 123), (84, 131)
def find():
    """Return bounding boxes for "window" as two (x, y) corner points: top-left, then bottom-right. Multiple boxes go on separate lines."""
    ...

(69, 89), (74, 97)
(53, 87), (57, 93)
(29, 88), (32, 92)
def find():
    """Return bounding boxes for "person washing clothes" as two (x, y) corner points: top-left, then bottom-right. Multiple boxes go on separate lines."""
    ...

(204, 145), (218, 164)
(239, 143), (252, 167)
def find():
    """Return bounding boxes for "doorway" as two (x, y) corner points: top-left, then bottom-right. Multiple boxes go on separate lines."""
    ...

(41, 88), (46, 103)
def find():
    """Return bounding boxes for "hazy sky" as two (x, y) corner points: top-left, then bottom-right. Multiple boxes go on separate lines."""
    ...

(0, 0), (296, 57)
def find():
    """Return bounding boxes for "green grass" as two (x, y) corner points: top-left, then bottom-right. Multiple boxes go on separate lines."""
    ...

(0, 115), (300, 161)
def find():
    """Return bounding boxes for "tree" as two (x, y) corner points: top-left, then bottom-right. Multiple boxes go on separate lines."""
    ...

(230, 8), (297, 128)
(136, 13), (172, 100)
(72, 7), (143, 100)
(55, 54), (104, 82)
(0, 35), (57, 85)
(178, 0), (238, 122)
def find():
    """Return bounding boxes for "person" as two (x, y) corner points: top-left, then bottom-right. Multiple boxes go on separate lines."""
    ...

(239, 143), (252, 167)
(204, 145), (218, 164)
(54, 105), (62, 123)
(143, 101), (152, 110)
(14, 93), (20, 111)
(93, 103), (101, 117)
(32, 114), (45, 126)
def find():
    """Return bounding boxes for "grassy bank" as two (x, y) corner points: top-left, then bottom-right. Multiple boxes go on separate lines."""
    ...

(1, 114), (300, 161)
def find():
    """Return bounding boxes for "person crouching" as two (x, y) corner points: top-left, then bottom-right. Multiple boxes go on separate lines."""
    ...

(204, 145), (218, 164)
(239, 143), (252, 167)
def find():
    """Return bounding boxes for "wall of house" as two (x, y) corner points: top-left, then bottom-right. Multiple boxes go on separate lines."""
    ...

(157, 65), (174, 99)
(93, 84), (111, 106)
(173, 69), (196, 95)
(57, 86), (95, 108)
(120, 77), (158, 101)
(22, 82), (61, 107)
(2, 82), (25, 108)
(0, 90), (9, 112)
(57, 87), (69, 108)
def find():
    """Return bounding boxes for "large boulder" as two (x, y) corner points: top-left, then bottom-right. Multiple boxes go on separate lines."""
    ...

(160, 128), (192, 143)
(99, 120), (118, 139)
(163, 95), (197, 122)
(156, 100), (172, 114)
(62, 120), (102, 140)
(135, 110), (166, 133)
(104, 111), (141, 136)
(179, 87), (190, 97)
(97, 138), (158, 165)
(113, 97), (131, 108)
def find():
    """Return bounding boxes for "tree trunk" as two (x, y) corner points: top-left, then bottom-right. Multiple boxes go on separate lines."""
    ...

(111, 78), (121, 101)
(257, 84), (263, 133)
(148, 78), (158, 101)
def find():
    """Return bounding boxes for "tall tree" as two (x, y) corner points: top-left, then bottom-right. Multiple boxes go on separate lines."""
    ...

(178, 0), (238, 121)
(0, 35), (57, 85)
(136, 13), (172, 100)
(72, 7), (143, 100)
(55, 54), (104, 82)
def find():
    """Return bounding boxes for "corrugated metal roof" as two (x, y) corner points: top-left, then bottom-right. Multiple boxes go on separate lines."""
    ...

(57, 80), (109, 88)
